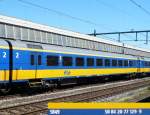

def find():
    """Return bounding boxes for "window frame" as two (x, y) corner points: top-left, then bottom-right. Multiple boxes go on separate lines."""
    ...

(62, 56), (73, 66)
(47, 55), (59, 66)
(112, 59), (117, 67)
(124, 60), (128, 67)
(38, 55), (42, 65)
(30, 55), (34, 65)
(118, 60), (123, 67)
(129, 60), (133, 67)
(105, 59), (111, 67)
(87, 58), (94, 66)
(96, 58), (103, 66)
(76, 57), (84, 66)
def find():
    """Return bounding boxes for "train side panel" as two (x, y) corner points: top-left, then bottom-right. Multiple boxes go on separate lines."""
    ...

(11, 48), (140, 81)
(0, 47), (9, 81)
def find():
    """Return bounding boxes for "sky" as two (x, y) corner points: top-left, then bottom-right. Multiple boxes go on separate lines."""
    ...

(0, 0), (150, 49)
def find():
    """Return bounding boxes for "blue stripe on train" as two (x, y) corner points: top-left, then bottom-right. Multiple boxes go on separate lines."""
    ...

(0, 48), (149, 71)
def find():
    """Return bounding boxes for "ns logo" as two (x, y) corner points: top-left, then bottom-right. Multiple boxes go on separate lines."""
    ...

(64, 70), (71, 75)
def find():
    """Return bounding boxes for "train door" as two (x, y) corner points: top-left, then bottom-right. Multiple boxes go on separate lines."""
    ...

(35, 53), (42, 79)
(137, 57), (144, 73)
(137, 57), (141, 73)
(0, 40), (12, 93)
(30, 52), (42, 79)
(140, 57), (145, 73)
(0, 46), (10, 81)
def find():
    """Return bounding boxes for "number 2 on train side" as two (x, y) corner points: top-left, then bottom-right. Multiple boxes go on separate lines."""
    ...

(16, 52), (19, 59)
(2, 52), (6, 58)
(2, 52), (19, 58)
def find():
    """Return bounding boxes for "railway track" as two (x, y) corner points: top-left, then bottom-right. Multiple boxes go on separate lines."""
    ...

(0, 77), (150, 115)
(0, 78), (126, 100)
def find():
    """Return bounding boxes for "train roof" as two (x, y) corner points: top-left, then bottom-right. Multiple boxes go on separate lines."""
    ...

(0, 14), (150, 56)
(8, 39), (137, 60)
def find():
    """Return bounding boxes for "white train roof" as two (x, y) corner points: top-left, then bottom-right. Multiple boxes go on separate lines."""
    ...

(0, 14), (149, 53)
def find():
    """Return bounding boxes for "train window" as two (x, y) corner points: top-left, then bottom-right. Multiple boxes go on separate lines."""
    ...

(112, 60), (117, 66)
(76, 57), (84, 66)
(118, 60), (123, 66)
(129, 61), (133, 66)
(96, 59), (103, 66)
(87, 58), (94, 66)
(124, 60), (128, 66)
(145, 61), (149, 66)
(47, 56), (59, 66)
(146, 62), (148, 66)
(105, 59), (110, 66)
(62, 57), (73, 66)
(149, 62), (150, 66)
(144, 61), (146, 66)
(147, 62), (149, 66)
(30, 55), (34, 65)
(144, 61), (145, 66)
(146, 61), (148, 66)
(38, 55), (42, 65)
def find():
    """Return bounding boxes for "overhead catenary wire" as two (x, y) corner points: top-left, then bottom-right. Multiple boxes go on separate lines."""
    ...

(96, 0), (133, 18)
(16, 0), (143, 44)
(95, 0), (139, 41)
(17, 0), (119, 42)
(17, 0), (115, 31)
(129, 0), (150, 16)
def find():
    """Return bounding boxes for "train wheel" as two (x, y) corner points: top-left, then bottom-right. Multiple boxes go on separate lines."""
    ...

(42, 81), (55, 92)
(0, 85), (11, 94)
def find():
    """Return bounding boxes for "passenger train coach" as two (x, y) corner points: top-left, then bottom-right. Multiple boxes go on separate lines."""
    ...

(0, 15), (150, 92)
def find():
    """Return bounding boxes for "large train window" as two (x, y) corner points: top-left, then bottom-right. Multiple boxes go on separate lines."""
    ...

(149, 62), (150, 66)
(76, 57), (84, 66)
(147, 62), (149, 66)
(30, 55), (34, 65)
(145, 61), (149, 66)
(87, 58), (94, 66)
(124, 60), (128, 66)
(144, 61), (146, 66)
(47, 55), (59, 66)
(62, 56), (73, 66)
(118, 60), (123, 66)
(129, 60), (133, 66)
(105, 59), (110, 66)
(38, 55), (42, 65)
(96, 59), (103, 66)
(112, 60), (117, 66)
